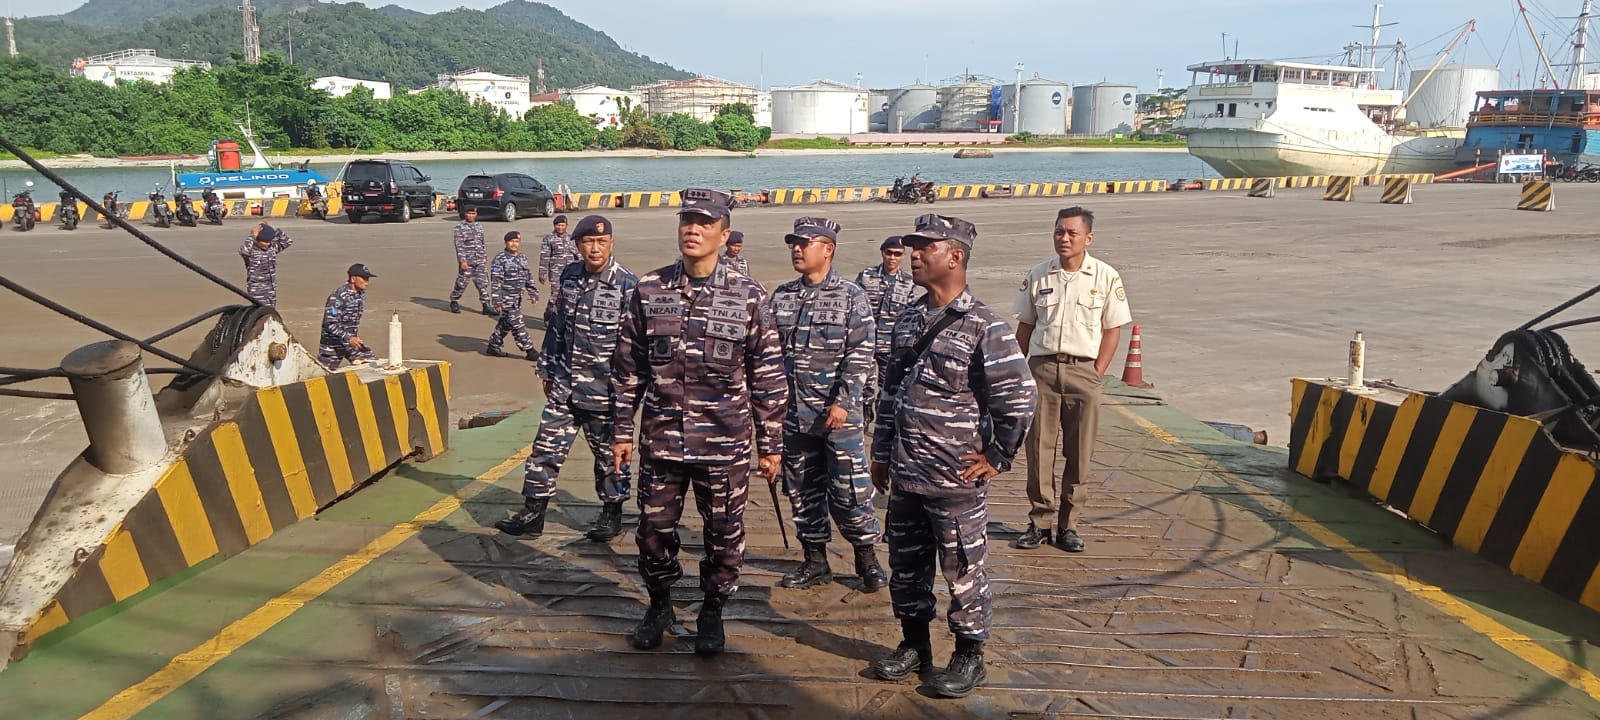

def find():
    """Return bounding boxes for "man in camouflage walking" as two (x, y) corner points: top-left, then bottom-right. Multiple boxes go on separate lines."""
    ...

(538, 214), (575, 289)
(496, 215), (639, 541)
(239, 222), (293, 307)
(318, 263), (379, 371)
(769, 216), (886, 593)
(855, 235), (916, 424)
(484, 231), (540, 361)
(611, 188), (787, 655)
(449, 206), (495, 315)
(867, 214), (1037, 698)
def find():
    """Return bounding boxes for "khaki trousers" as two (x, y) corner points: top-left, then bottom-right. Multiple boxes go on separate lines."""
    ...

(1024, 356), (1101, 532)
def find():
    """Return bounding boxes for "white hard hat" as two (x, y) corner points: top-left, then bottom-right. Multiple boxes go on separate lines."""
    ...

(307, 179), (317, 185)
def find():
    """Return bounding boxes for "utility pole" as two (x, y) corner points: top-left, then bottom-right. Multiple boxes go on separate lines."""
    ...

(286, 21), (293, 64)
(1013, 62), (1023, 133)
(5, 17), (15, 58)
(242, 0), (260, 64)
(1156, 68), (1165, 90)
(1221, 33), (1229, 59)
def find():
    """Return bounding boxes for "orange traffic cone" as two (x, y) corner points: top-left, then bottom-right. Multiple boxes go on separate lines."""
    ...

(1121, 324), (1153, 388)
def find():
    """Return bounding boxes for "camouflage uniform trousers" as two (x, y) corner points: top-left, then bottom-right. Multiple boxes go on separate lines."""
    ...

(862, 352), (890, 425)
(317, 338), (376, 370)
(487, 297), (535, 352)
(450, 261), (489, 303)
(886, 486), (993, 640)
(522, 400), (631, 503)
(635, 457), (749, 597)
(782, 428), (881, 546)
(246, 279), (277, 308)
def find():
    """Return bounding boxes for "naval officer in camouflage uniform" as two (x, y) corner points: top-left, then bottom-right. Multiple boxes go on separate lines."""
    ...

(496, 215), (639, 541)
(537, 215), (575, 286)
(769, 216), (887, 592)
(239, 222), (293, 307)
(611, 188), (787, 655)
(721, 230), (750, 276)
(318, 263), (379, 370)
(449, 206), (498, 315)
(855, 235), (916, 423)
(484, 231), (540, 361)
(867, 214), (1037, 698)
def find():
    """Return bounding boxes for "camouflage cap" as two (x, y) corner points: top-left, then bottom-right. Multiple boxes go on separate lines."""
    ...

(903, 213), (977, 249)
(785, 216), (840, 244)
(678, 188), (734, 221)
(571, 215), (613, 240)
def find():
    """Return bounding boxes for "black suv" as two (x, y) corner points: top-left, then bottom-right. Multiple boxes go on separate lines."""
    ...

(341, 159), (436, 223)
(456, 173), (558, 221)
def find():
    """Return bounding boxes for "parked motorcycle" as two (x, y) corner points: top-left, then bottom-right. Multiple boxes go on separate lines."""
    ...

(11, 181), (38, 231)
(889, 174), (937, 204)
(100, 190), (128, 228)
(148, 184), (174, 229)
(305, 180), (328, 220)
(1550, 162), (1600, 182)
(201, 187), (226, 225)
(173, 189), (197, 227)
(57, 190), (79, 230)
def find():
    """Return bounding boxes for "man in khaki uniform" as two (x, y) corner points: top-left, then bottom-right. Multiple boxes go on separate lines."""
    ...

(1010, 207), (1131, 552)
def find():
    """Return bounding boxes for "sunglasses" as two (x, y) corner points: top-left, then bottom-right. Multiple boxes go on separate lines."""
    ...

(882, 250), (904, 257)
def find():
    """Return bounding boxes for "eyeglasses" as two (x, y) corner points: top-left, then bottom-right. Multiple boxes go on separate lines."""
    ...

(882, 251), (904, 257)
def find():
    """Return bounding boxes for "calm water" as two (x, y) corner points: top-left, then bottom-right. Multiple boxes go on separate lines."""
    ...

(0, 151), (1212, 199)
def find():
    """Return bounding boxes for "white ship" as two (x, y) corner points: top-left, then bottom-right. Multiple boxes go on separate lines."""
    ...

(1173, 7), (1476, 178)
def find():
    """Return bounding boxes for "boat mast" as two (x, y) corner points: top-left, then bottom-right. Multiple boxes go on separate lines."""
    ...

(1403, 20), (1478, 110)
(1567, 0), (1593, 88)
(1519, 0), (1562, 87)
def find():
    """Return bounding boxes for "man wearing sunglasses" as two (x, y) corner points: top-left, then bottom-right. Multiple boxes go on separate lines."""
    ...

(855, 236), (917, 424)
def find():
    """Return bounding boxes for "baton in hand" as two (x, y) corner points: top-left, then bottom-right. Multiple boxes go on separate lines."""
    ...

(768, 480), (791, 550)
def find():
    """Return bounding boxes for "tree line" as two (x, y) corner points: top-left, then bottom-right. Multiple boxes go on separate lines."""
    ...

(0, 54), (768, 158)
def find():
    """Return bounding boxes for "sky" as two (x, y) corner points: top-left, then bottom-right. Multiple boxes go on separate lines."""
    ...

(4, 0), (1597, 91)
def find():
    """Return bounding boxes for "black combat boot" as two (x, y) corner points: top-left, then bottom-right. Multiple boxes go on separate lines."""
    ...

(694, 594), (727, 654)
(449, 300), (461, 314)
(523, 348), (540, 362)
(779, 541), (833, 588)
(1013, 523), (1050, 550)
(493, 497), (547, 537)
(854, 544), (887, 593)
(585, 501), (625, 542)
(868, 619), (933, 681)
(631, 587), (675, 650)
(1052, 529), (1086, 553)
(928, 637), (987, 698)
(482, 303), (498, 317)
(485, 344), (509, 358)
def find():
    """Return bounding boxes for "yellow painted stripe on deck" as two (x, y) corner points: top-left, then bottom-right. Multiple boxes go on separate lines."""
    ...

(256, 387), (318, 520)
(98, 526), (150, 602)
(28, 602), (70, 642)
(1366, 395), (1425, 502)
(344, 371), (388, 475)
(154, 459), (221, 566)
(1406, 404), (1480, 525)
(1116, 406), (1600, 705)
(411, 369), (445, 457)
(383, 375), (412, 455)
(1292, 384), (1338, 478)
(212, 423), (274, 545)
(75, 446), (533, 720)
(1512, 454), (1598, 583)
(1453, 419), (1540, 553)
(302, 377), (356, 496)
(1336, 394), (1379, 479)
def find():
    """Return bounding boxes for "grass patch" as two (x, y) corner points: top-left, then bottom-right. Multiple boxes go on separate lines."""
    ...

(760, 136), (1186, 151)
(761, 137), (852, 150)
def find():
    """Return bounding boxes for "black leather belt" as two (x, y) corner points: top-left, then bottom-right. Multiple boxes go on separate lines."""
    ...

(1038, 353), (1093, 364)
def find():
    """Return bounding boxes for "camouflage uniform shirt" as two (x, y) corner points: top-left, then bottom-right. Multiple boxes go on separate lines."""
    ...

(541, 257), (639, 411)
(854, 264), (917, 357)
(453, 221), (487, 265)
(769, 270), (875, 435)
(489, 251), (537, 309)
(539, 232), (576, 282)
(239, 231), (294, 307)
(612, 258), (788, 463)
(320, 285), (367, 347)
(871, 288), (1037, 495)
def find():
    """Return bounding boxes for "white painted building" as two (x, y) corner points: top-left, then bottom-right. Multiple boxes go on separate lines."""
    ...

(635, 76), (760, 123)
(566, 84), (642, 128)
(754, 92), (772, 128)
(436, 68), (533, 119)
(313, 75), (393, 100)
(74, 49), (210, 87)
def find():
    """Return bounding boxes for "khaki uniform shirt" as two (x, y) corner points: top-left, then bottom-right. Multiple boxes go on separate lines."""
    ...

(1011, 253), (1132, 359)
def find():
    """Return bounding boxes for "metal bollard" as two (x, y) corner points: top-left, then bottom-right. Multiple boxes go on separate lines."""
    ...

(60, 340), (167, 475)
(388, 311), (403, 369)
(1347, 331), (1365, 389)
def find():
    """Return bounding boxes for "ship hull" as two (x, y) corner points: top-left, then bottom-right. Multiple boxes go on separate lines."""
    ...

(1183, 128), (1463, 178)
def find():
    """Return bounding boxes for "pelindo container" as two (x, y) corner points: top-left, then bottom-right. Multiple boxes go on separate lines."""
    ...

(1071, 82), (1138, 136)
(1001, 78), (1070, 135)
(887, 84), (940, 132)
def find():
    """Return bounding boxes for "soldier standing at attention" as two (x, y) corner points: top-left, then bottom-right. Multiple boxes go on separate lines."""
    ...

(769, 216), (886, 592)
(611, 188), (787, 655)
(319, 264), (379, 371)
(867, 214), (1036, 698)
(721, 230), (750, 276)
(538, 214), (575, 287)
(1011, 206), (1131, 553)
(240, 222), (293, 307)
(449, 206), (497, 316)
(854, 235), (916, 424)
(496, 215), (639, 541)
(484, 231), (540, 361)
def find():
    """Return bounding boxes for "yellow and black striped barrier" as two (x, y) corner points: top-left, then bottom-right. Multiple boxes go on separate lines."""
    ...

(1247, 178), (1275, 198)
(1518, 180), (1555, 212)
(17, 364), (450, 649)
(1380, 176), (1413, 205)
(1289, 378), (1600, 610)
(1323, 175), (1356, 202)
(1106, 180), (1168, 194)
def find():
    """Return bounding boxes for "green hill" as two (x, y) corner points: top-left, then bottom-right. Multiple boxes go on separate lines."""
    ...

(18, 0), (689, 90)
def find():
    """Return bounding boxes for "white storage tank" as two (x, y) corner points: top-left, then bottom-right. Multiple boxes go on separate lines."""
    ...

(868, 91), (889, 131)
(1404, 64), (1501, 129)
(1071, 82), (1138, 135)
(1002, 78), (1070, 135)
(938, 80), (994, 131)
(888, 84), (940, 132)
(770, 80), (869, 135)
